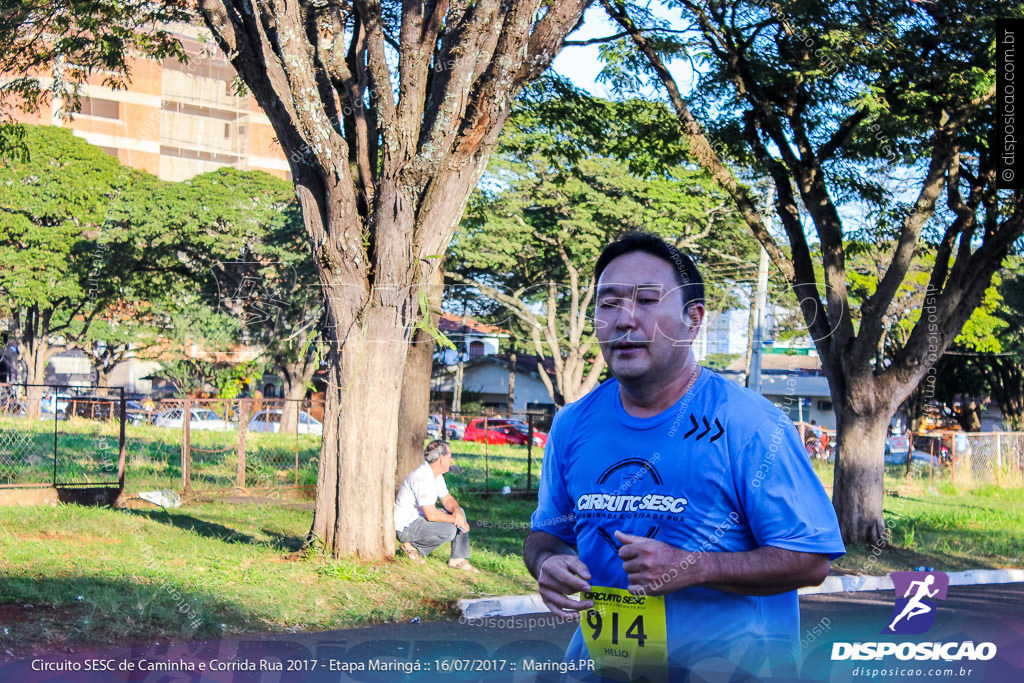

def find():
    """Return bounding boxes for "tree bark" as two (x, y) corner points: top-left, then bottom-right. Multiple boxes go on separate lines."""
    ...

(19, 308), (57, 421)
(831, 407), (890, 547)
(508, 350), (517, 412)
(311, 300), (411, 558)
(955, 399), (983, 433)
(396, 325), (434, 488)
(989, 358), (1023, 430)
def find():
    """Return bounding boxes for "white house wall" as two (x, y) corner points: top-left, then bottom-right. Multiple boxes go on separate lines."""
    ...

(461, 363), (555, 413)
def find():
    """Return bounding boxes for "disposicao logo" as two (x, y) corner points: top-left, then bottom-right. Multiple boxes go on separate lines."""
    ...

(831, 571), (997, 663)
(884, 570), (949, 635)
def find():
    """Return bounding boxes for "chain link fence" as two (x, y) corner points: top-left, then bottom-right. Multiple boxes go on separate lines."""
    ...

(134, 397), (323, 494)
(951, 431), (1024, 488)
(0, 383), (124, 489)
(427, 410), (551, 494)
(5, 384), (1020, 500)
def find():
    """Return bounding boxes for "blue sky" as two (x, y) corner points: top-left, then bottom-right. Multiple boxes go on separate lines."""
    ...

(549, 4), (697, 100)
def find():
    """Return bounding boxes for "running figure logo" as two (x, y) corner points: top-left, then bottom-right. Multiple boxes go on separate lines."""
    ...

(883, 571), (949, 635)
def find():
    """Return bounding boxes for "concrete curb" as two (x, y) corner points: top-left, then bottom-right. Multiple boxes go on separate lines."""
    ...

(458, 568), (1024, 619)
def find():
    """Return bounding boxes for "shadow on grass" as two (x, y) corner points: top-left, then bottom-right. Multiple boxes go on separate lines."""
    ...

(124, 509), (303, 551)
(0, 575), (255, 656)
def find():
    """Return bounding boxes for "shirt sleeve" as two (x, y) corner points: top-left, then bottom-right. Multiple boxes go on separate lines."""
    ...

(733, 414), (846, 560)
(530, 416), (577, 544)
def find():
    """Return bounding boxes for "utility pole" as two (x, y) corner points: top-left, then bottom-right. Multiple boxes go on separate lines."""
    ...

(748, 189), (773, 395)
(748, 247), (769, 395)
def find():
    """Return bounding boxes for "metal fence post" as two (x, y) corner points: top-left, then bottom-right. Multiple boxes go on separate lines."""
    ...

(237, 398), (248, 490)
(483, 415), (489, 492)
(52, 389), (58, 486)
(117, 388), (126, 490)
(182, 397), (192, 495)
(996, 432), (1003, 487)
(527, 413), (533, 492)
(294, 399), (300, 487)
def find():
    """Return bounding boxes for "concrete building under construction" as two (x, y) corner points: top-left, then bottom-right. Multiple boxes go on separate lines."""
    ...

(9, 25), (289, 182)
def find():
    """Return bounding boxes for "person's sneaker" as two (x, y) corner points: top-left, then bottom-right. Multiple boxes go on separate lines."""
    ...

(448, 558), (480, 573)
(400, 542), (425, 563)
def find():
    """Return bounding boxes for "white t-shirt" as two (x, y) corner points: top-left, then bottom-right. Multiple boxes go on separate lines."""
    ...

(394, 462), (449, 532)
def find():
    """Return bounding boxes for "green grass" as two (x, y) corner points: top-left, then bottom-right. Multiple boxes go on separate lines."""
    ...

(0, 500), (536, 659)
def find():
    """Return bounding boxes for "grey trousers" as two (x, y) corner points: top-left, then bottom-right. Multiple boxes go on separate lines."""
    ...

(397, 517), (470, 559)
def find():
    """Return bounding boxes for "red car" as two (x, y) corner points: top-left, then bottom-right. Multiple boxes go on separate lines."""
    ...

(463, 418), (548, 447)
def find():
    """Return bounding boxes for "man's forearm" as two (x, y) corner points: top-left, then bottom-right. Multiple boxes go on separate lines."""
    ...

(698, 546), (830, 595)
(524, 531), (577, 580)
(421, 506), (459, 524)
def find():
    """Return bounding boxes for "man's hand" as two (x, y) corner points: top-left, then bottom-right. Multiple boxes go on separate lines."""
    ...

(616, 531), (831, 596)
(453, 510), (469, 533)
(537, 554), (595, 618)
(615, 530), (702, 596)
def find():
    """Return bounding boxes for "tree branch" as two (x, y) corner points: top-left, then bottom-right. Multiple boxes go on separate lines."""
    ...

(600, 0), (792, 281)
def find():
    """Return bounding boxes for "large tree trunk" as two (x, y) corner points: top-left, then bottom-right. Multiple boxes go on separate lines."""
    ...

(278, 376), (310, 434)
(311, 301), (411, 559)
(990, 358), (1023, 430)
(831, 403), (891, 547)
(396, 326), (435, 488)
(20, 311), (55, 421)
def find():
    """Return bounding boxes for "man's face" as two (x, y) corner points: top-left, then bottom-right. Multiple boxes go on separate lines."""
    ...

(594, 251), (704, 387)
(438, 449), (453, 474)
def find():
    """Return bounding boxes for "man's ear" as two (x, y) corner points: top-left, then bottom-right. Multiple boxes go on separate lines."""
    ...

(684, 302), (706, 329)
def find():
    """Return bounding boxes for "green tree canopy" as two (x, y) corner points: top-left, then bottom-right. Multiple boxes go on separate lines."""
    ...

(447, 88), (758, 405)
(597, 0), (1023, 545)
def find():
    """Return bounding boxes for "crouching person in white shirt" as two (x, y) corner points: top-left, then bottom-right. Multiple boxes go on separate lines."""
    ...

(394, 440), (478, 572)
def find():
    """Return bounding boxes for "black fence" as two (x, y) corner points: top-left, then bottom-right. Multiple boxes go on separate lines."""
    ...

(0, 386), (550, 498)
(0, 383), (125, 489)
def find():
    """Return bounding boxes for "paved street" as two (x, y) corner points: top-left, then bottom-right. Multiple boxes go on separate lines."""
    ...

(2, 583), (1022, 682)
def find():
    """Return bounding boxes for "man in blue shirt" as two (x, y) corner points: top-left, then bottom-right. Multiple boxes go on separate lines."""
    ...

(524, 232), (845, 680)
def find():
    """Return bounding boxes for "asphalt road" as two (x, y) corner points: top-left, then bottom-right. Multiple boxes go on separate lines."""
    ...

(2, 583), (1022, 683)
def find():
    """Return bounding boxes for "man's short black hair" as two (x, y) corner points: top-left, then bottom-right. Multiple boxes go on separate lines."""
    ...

(594, 232), (705, 309)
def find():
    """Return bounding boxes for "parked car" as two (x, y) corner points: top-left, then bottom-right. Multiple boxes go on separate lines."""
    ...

(884, 433), (912, 463)
(501, 420), (549, 447)
(463, 418), (548, 446)
(909, 450), (945, 467)
(427, 414), (466, 440)
(41, 393), (71, 418)
(248, 409), (323, 435)
(125, 400), (157, 425)
(463, 417), (512, 444)
(154, 407), (234, 431)
(912, 433), (952, 464)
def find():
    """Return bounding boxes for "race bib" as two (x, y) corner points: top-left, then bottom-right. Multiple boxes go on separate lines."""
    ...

(581, 586), (667, 682)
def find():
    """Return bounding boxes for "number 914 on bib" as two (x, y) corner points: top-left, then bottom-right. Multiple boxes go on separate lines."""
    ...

(581, 586), (668, 682)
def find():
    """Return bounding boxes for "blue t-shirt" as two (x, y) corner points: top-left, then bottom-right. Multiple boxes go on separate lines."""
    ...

(530, 370), (845, 674)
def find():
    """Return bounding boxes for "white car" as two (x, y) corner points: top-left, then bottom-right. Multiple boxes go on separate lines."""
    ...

(248, 409), (323, 435)
(41, 393), (71, 417)
(427, 414), (466, 440)
(154, 407), (234, 431)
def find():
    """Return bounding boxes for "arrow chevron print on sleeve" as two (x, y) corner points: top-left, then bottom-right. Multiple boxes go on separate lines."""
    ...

(683, 415), (725, 443)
